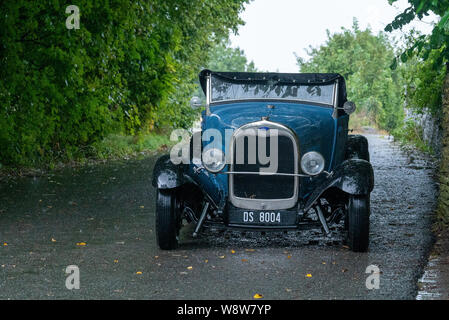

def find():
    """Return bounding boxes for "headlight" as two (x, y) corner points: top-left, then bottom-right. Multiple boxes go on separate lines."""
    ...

(301, 152), (325, 176)
(202, 148), (226, 173)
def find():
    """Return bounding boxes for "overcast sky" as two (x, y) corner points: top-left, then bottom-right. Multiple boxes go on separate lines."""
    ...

(230, 0), (438, 72)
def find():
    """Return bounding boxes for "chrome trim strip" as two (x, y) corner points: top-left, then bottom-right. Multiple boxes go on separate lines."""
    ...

(224, 171), (310, 178)
(211, 97), (334, 107)
(206, 75), (211, 116)
(332, 80), (339, 119)
(224, 171), (331, 178)
(228, 120), (299, 210)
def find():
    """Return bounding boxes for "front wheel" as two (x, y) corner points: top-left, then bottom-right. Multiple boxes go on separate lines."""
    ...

(156, 189), (181, 250)
(346, 195), (370, 252)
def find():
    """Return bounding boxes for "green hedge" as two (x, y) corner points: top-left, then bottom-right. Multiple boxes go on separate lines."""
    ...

(0, 0), (248, 166)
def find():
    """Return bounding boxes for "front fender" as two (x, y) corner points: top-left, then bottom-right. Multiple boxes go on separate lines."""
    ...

(333, 159), (374, 194)
(152, 155), (184, 189)
(304, 159), (374, 211)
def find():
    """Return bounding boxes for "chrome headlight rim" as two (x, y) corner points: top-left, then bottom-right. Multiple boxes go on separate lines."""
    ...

(301, 151), (325, 176)
(202, 148), (226, 173)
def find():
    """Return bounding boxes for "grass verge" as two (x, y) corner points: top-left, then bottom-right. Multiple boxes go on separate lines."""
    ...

(0, 131), (173, 179)
(90, 132), (172, 160)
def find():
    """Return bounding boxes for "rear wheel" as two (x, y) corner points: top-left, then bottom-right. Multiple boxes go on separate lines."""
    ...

(345, 135), (370, 162)
(156, 189), (181, 250)
(346, 195), (370, 252)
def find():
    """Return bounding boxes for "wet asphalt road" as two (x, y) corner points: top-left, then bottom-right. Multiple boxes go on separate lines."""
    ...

(0, 134), (438, 299)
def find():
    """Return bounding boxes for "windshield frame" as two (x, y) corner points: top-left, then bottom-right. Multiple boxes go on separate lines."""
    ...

(205, 74), (339, 114)
(208, 77), (336, 107)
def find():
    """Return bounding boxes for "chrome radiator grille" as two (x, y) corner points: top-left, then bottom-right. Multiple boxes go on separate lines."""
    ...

(229, 121), (299, 211)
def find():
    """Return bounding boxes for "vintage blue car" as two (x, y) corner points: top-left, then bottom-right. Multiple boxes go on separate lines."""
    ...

(152, 70), (374, 252)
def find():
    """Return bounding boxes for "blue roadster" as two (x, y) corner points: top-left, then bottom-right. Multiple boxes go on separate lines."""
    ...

(153, 70), (374, 252)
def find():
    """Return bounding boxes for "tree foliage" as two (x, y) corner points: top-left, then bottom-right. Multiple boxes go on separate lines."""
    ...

(0, 0), (249, 165)
(193, 39), (257, 100)
(385, 1), (449, 116)
(386, 1), (449, 226)
(399, 31), (446, 116)
(386, 0), (449, 69)
(207, 39), (257, 72)
(297, 21), (404, 131)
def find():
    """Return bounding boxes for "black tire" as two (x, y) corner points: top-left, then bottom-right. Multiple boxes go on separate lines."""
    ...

(346, 195), (370, 252)
(156, 189), (180, 250)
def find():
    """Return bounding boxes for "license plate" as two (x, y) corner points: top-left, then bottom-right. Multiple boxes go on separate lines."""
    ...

(243, 211), (281, 224)
(228, 208), (298, 227)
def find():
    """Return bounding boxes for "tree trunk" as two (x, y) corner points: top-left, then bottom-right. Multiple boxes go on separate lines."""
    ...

(437, 66), (449, 227)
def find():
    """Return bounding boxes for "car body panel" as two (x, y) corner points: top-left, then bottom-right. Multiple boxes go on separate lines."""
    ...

(153, 70), (373, 228)
(198, 101), (347, 201)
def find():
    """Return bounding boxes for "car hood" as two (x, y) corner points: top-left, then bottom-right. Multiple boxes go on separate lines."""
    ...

(203, 101), (337, 172)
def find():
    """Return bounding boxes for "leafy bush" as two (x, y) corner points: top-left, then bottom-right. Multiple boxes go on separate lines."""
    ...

(392, 120), (434, 155)
(0, 0), (248, 166)
(297, 20), (404, 132)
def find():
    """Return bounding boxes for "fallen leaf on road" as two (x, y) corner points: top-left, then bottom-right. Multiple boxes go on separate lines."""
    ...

(204, 260), (208, 263)
(219, 255), (225, 259)
(3, 243), (8, 246)
(245, 249), (255, 252)
(51, 238), (56, 242)
(286, 288), (292, 292)
(287, 255), (292, 259)
(187, 266), (193, 270)
(231, 250), (236, 254)
(136, 271), (142, 275)
(76, 242), (86, 246)
(241, 259), (248, 262)
(253, 294), (263, 299)
(306, 274), (312, 278)
(114, 259), (119, 263)
(140, 206), (145, 209)
(322, 262), (326, 265)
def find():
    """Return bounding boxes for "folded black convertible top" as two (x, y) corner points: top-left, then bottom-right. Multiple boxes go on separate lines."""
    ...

(199, 69), (347, 106)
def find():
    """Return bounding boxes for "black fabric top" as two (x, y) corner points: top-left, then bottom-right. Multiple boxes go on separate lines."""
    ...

(199, 69), (347, 107)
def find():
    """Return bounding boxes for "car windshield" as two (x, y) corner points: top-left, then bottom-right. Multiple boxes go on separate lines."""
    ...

(210, 75), (335, 105)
